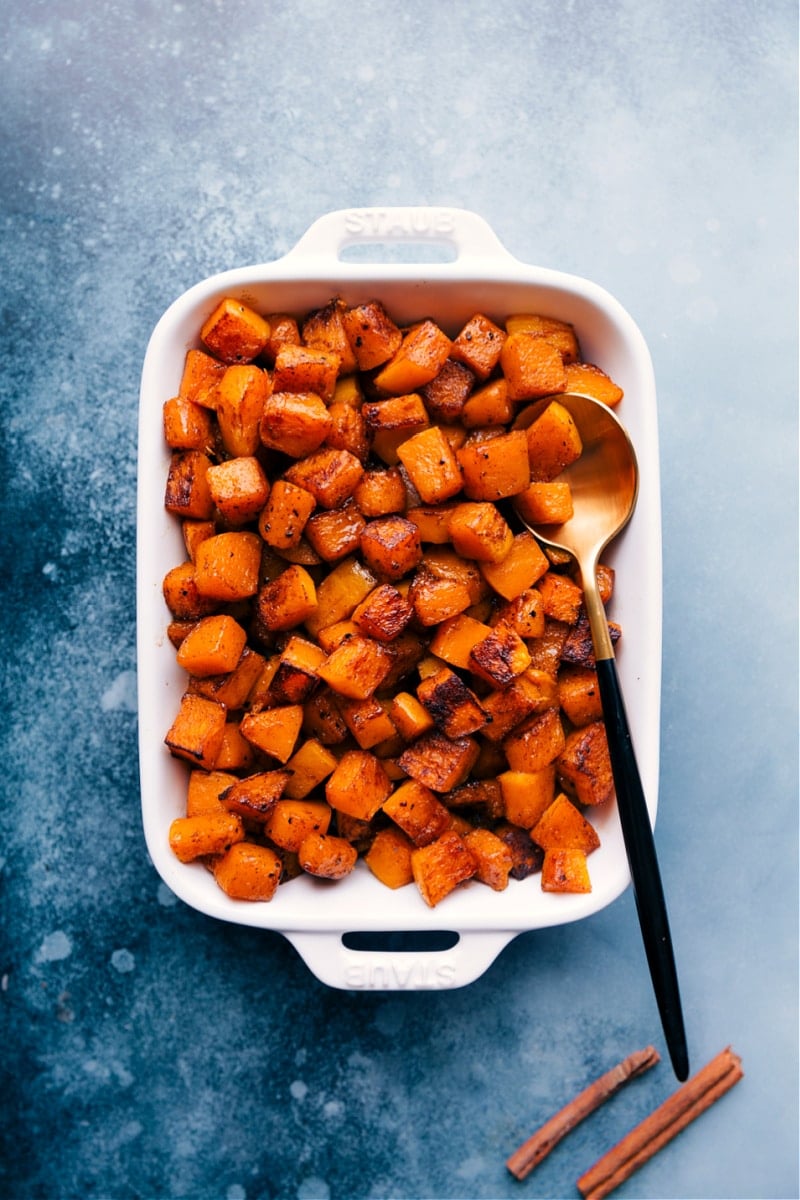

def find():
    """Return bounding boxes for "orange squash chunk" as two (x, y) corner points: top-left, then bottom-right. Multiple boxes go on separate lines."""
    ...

(498, 767), (557, 830)
(260, 391), (332, 458)
(383, 779), (451, 847)
(420, 358), (474, 423)
(194, 531), (262, 601)
(305, 500), (366, 562)
(541, 848), (592, 893)
(515, 480), (574, 525)
(501, 330), (568, 401)
(179, 347), (226, 408)
(389, 691), (436, 741)
(262, 798), (332, 849)
(429, 612), (493, 670)
(272, 342), (340, 402)
(353, 466), (407, 517)
(479, 531), (549, 600)
(373, 319), (452, 394)
(316, 634), (391, 700)
(396, 425), (463, 504)
(257, 565), (318, 632)
(239, 705), (304, 764)
(463, 827), (514, 891)
(342, 300), (403, 371)
(450, 312), (507, 380)
(283, 446), (365, 509)
(258, 479), (316, 550)
(359, 515), (422, 581)
(365, 826), (415, 889)
(200, 297), (270, 364)
(207, 455), (270, 525)
(164, 693), (227, 770)
(505, 313), (580, 363)
(448, 502), (514, 564)
(302, 298), (358, 375)
(525, 399), (583, 482)
(557, 721), (614, 806)
(213, 842), (283, 901)
(325, 750), (392, 820)
(411, 830), (477, 907)
(416, 667), (488, 739)
(558, 666), (603, 728)
(398, 730), (479, 793)
(362, 392), (430, 465)
(164, 450), (215, 520)
(564, 360), (623, 406)
(503, 707), (566, 772)
(216, 364), (271, 457)
(168, 812), (245, 863)
(176, 614), (248, 677)
(220, 770), (290, 822)
(298, 832), (358, 879)
(163, 396), (215, 452)
(532, 792), (601, 853)
(537, 571), (584, 624)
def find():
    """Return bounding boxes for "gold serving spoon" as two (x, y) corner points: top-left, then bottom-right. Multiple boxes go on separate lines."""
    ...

(514, 392), (689, 1081)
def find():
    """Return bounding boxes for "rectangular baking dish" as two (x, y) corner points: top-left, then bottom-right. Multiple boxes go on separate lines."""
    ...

(137, 206), (661, 990)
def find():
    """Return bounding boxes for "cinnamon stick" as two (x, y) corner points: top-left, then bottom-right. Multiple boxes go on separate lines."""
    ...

(506, 1046), (660, 1181)
(577, 1046), (743, 1200)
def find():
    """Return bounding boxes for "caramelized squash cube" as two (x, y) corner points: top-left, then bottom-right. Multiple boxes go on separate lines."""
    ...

(494, 588), (545, 639)
(283, 739), (339, 799)
(359, 515), (422, 581)
(283, 446), (365, 509)
(220, 770), (290, 822)
(270, 636), (326, 704)
(260, 391), (331, 459)
(417, 667), (488, 738)
(561, 613), (621, 668)
(429, 612), (493, 670)
(305, 500), (366, 562)
(164, 450), (215, 520)
(352, 583), (413, 642)
(494, 822), (544, 879)
(405, 504), (459, 544)
(541, 848), (592, 893)
(194, 532), (262, 601)
(299, 832), (358, 879)
(448, 502), (514, 564)
(163, 396), (215, 452)
(481, 671), (558, 742)
(258, 479), (316, 550)
(186, 769), (238, 816)
(396, 425), (464, 504)
(200, 297), (270, 364)
(304, 556), (377, 638)
(373, 319), (452, 394)
(503, 707), (566, 772)
(515, 481), (574, 525)
(383, 779), (451, 847)
(207, 455), (270, 525)
(272, 342), (340, 402)
(262, 798), (332, 850)
(168, 812), (245, 863)
(537, 571), (585, 624)
(338, 695), (397, 749)
(468, 625), (532, 686)
(398, 730), (479, 792)
(389, 691), (436, 741)
(302, 297), (358, 375)
(411, 830), (477, 907)
(463, 827), (513, 891)
(302, 689), (349, 745)
(325, 749), (392, 820)
(239, 705), (304, 763)
(362, 392), (430, 465)
(342, 299), (403, 370)
(213, 842), (282, 901)
(450, 313), (507, 380)
(420, 358), (474, 422)
(498, 767), (557, 830)
(352, 466), (407, 517)
(564, 360), (623, 406)
(501, 330), (568, 401)
(324, 401), (370, 462)
(365, 826), (415, 889)
(505, 313), (580, 363)
(178, 347), (226, 408)
(164, 693), (227, 770)
(457, 428), (529, 502)
(189, 646), (267, 711)
(407, 567), (472, 627)
(316, 634), (391, 700)
(216, 364), (271, 457)
(176, 613), (248, 678)
(557, 721), (614, 805)
(263, 312), (301, 362)
(557, 665), (603, 727)
(257, 565), (318, 632)
(525, 399), (583, 482)
(531, 791), (601, 853)
(213, 721), (256, 771)
(479, 531), (549, 600)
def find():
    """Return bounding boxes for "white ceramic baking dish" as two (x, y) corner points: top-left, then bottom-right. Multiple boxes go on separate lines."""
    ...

(137, 206), (661, 991)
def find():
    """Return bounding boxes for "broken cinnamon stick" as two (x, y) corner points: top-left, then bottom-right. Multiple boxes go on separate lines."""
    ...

(577, 1046), (743, 1200)
(506, 1046), (660, 1180)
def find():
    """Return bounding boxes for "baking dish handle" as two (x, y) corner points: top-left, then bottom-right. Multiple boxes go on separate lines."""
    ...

(285, 929), (516, 991)
(282, 206), (515, 265)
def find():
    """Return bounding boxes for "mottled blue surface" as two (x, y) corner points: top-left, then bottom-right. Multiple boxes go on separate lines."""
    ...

(1, 2), (797, 1198)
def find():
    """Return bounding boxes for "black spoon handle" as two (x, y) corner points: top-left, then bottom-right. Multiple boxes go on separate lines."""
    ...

(595, 655), (689, 1081)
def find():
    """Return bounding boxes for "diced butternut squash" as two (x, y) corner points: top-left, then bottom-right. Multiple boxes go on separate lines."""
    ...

(270, 636), (326, 704)
(352, 466), (407, 517)
(263, 312), (301, 361)
(505, 313), (580, 363)
(176, 614), (248, 677)
(216, 364), (271, 457)
(220, 770), (290, 822)
(163, 395), (215, 451)
(503, 707), (566, 772)
(213, 721), (257, 770)
(164, 450), (215, 520)
(450, 313), (507, 380)
(383, 779), (451, 847)
(200, 297), (270, 364)
(207, 456), (270, 525)
(324, 401), (369, 462)
(365, 826), (415, 889)
(479, 531), (549, 600)
(362, 392), (430, 465)
(164, 693), (227, 770)
(557, 721), (614, 806)
(351, 583), (413, 642)
(494, 588), (546, 639)
(480, 671), (557, 742)
(316, 634), (391, 700)
(498, 767), (557, 830)
(564, 360), (623, 406)
(239, 705), (304, 763)
(421, 358), (474, 422)
(501, 330), (568, 401)
(342, 300), (403, 370)
(338, 695), (397, 749)
(373, 319), (452, 394)
(194, 532), (262, 601)
(325, 750), (392, 820)
(537, 571), (585, 624)
(298, 832), (358, 879)
(186, 769), (238, 816)
(256, 565), (317, 632)
(304, 556), (377, 638)
(179, 347), (226, 408)
(302, 298), (358, 375)
(525, 399), (583, 482)
(515, 480), (574, 525)
(448, 502), (514, 564)
(407, 567), (472, 627)
(389, 691), (436, 741)
(531, 792), (601, 853)
(398, 730), (479, 793)
(213, 842), (283, 901)
(460, 378), (513, 429)
(359, 515), (422, 581)
(260, 390), (332, 459)
(463, 827), (513, 890)
(282, 739), (339, 798)
(396, 425), (463, 504)
(272, 342), (340, 402)
(257, 479), (316, 550)
(411, 831), (477, 907)
(541, 848), (592, 893)
(263, 798), (332, 850)
(429, 612), (493, 670)
(557, 666), (603, 727)
(305, 500), (366, 562)
(404, 504), (459, 544)
(417, 667), (488, 739)
(468, 625), (531, 687)
(283, 446), (365, 509)
(168, 812), (245, 862)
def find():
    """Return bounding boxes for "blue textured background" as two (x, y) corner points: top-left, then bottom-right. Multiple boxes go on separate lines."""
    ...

(1, 2), (797, 1198)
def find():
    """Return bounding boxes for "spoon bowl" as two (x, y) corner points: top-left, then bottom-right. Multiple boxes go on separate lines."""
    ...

(514, 392), (689, 1081)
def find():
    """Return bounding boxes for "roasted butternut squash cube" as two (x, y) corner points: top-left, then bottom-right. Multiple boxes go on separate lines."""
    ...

(561, 613), (621, 668)
(270, 636), (325, 704)
(411, 830), (477, 907)
(429, 612), (493, 670)
(373, 319), (452, 394)
(448, 502), (513, 564)
(359, 515), (422, 581)
(239, 705), (304, 763)
(261, 312), (301, 361)
(168, 811), (245, 863)
(213, 842), (282, 901)
(557, 721), (614, 805)
(216, 364), (271, 457)
(541, 848), (592, 893)
(272, 342), (340, 402)
(164, 450), (215, 520)
(459, 377), (512, 429)
(299, 831), (358, 879)
(503, 707), (566, 772)
(353, 466), (407, 517)
(398, 730), (479, 793)
(256, 565), (317, 632)
(163, 396), (215, 451)
(463, 827), (513, 891)
(505, 313), (580, 363)
(325, 749), (392, 820)
(179, 347), (225, 408)
(213, 720), (257, 771)
(260, 391), (332, 458)
(501, 330), (568, 401)
(316, 634), (391, 700)
(186, 769), (238, 816)
(468, 625), (531, 687)
(164, 693), (227, 770)
(342, 299), (403, 370)
(302, 297), (358, 375)
(280, 741), (338, 804)
(498, 767), (557, 830)
(304, 556), (377, 638)
(557, 665), (603, 727)
(389, 691), (436, 741)
(220, 770), (290, 822)
(207, 456), (270, 525)
(362, 392), (430, 465)
(189, 646), (266, 710)
(525, 399), (583, 482)
(405, 504), (459, 544)
(383, 779), (451, 847)
(396, 425), (464, 504)
(515, 480), (574, 525)
(479, 531), (549, 600)
(481, 671), (557, 742)
(417, 668), (488, 738)
(338, 695), (397, 749)
(527, 617), (571, 674)
(456, 429), (529, 502)
(364, 826), (415, 889)
(302, 689), (349, 745)
(351, 583), (413, 642)
(257, 479), (316, 550)
(176, 614), (248, 678)
(494, 588), (546, 639)
(537, 571), (584, 624)
(283, 446), (365, 509)
(494, 822), (544, 879)
(564, 360), (623, 406)
(420, 358), (474, 422)
(324, 401), (369, 462)
(200, 297), (270, 364)
(262, 798), (332, 850)
(407, 567), (472, 627)
(182, 519), (216, 564)
(445, 777), (504, 819)
(304, 500), (366, 562)
(450, 313), (507, 380)
(194, 532), (262, 600)
(531, 791), (601, 853)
